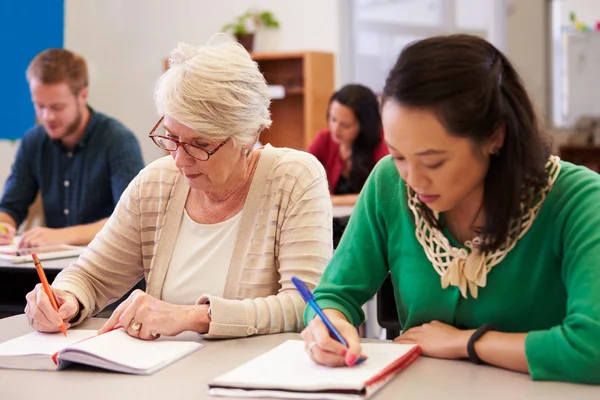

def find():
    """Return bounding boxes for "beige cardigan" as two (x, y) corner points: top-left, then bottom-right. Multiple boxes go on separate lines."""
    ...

(53, 145), (333, 338)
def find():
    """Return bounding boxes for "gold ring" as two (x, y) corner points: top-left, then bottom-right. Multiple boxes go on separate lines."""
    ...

(130, 319), (142, 332)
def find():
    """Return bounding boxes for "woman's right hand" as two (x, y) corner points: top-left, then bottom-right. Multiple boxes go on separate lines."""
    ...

(301, 309), (365, 367)
(0, 223), (16, 245)
(25, 284), (79, 333)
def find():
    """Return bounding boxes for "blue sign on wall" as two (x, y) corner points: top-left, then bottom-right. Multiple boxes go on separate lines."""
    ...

(0, 2), (64, 140)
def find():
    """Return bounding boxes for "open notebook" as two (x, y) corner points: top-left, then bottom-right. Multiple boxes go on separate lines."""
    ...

(0, 328), (203, 375)
(209, 340), (422, 400)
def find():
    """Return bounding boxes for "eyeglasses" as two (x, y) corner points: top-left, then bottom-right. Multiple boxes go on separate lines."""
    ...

(148, 116), (230, 161)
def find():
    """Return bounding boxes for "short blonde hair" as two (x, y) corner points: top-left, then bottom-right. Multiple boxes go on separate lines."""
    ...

(155, 34), (271, 147)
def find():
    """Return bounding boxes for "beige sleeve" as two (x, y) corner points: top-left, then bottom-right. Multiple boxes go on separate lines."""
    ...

(52, 178), (145, 324)
(198, 175), (333, 339)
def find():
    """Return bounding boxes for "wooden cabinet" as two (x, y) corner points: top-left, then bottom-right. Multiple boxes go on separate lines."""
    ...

(559, 145), (600, 173)
(251, 52), (334, 150)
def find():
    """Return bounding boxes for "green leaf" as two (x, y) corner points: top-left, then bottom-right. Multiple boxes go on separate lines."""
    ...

(259, 11), (280, 28)
(225, 9), (280, 34)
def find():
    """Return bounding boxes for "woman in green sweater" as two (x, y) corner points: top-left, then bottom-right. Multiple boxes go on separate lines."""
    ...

(302, 34), (600, 384)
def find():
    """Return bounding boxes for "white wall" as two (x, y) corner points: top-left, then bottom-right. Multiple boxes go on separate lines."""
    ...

(506, 0), (600, 130)
(506, 0), (549, 124)
(0, 141), (20, 189)
(65, 0), (344, 165)
(555, 0), (600, 26)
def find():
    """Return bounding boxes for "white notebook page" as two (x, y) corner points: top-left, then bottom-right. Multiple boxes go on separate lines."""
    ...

(0, 330), (97, 357)
(212, 340), (418, 392)
(65, 328), (203, 371)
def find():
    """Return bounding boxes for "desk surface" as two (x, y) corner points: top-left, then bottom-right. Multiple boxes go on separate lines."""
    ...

(1, 315), (598, 400)
(332, 205), (354, 218)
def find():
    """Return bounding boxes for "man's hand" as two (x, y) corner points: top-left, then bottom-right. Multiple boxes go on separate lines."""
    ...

(0, 223), (16, 245)
(19, 227), (74, 248)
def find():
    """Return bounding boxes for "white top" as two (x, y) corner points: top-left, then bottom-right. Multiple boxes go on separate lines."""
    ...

(161, 210), (242, 305)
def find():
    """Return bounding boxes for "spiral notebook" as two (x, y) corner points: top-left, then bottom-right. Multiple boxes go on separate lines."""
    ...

(0, 328), (203, 375)
(208, 340), (422, 400)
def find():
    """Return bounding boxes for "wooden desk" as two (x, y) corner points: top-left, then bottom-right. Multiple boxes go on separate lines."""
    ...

(0, 257), (78, 318)
(1, 315), (597, 400)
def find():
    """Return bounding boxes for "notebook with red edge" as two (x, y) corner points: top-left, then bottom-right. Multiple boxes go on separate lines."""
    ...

(208, 340), (422, 400)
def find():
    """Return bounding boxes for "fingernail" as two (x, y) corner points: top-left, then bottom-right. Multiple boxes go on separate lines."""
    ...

(346, 354), (357, 366)
(59, 310), (68, 319)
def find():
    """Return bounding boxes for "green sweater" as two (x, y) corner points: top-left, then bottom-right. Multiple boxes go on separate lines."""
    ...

(305, 156), (600, 384)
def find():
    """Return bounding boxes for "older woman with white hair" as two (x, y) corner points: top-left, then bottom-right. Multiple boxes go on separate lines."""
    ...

(23, 35), (333, 340)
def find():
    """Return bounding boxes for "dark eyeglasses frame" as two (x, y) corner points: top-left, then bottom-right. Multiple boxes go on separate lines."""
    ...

(148, 116), (230, 161)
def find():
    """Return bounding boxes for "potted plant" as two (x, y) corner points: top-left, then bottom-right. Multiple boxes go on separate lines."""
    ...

(222, 10), (280, 52)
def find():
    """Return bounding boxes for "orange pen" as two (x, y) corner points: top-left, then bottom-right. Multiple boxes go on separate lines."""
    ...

(31, 253), (67, 336)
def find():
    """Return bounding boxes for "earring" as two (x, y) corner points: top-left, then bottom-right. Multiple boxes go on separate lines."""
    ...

(492, 147), (501, 155)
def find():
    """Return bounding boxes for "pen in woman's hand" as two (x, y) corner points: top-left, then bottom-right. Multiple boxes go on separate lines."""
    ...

(292, 276), (366, 365)
(31, 253), (67, 336)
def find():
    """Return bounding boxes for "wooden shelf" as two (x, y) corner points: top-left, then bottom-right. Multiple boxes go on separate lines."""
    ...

(283, 87), (303, 96)
(253, 51), (334, 150)
(559, 145), (600, 173)
(163, 51), (334, 151)
(252, 52), (310, 61)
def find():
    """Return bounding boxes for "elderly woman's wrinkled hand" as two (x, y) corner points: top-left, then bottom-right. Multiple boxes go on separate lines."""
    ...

(98, 290), (204, 340)
(25, 283), (79, 333)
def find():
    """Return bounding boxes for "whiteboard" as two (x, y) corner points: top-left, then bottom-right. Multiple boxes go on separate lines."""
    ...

(565, 32), (600, 125)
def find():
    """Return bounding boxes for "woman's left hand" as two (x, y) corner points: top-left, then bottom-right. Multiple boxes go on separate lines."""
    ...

(394, 320), (474, 359)
(98, 290), (209, 340)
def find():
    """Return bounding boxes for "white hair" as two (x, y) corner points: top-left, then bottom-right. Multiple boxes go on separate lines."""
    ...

(155, 33), (271, 147)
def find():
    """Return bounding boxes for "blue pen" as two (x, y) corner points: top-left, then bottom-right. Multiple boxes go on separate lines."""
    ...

(292, 276), (366, 365)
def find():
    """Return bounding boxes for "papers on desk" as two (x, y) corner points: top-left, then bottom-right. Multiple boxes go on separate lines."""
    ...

(209, 340), (421, 400)
(0, 328), (203, 375)
(268, 85), (286, 100)
(0, 243), (85, 263)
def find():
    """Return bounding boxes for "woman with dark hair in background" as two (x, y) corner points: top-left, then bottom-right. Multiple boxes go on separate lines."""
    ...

(301, 34), (600, 384)
(308, 84), (388, 207)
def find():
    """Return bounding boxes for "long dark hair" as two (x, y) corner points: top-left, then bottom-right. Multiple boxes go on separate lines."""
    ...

(382, 34), (551, 253)
(328, 84), (382, 192)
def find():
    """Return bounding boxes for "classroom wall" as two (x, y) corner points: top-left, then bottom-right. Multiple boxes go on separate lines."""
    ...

(506, 0), (549, 123)
(3, 1), (599, 190)
(65, 0), (344, 165)
(507, 0), (600, 134)
(556, 0), (600, 26)
(0, 1), (65, 192)
(0, 0), (344, 188)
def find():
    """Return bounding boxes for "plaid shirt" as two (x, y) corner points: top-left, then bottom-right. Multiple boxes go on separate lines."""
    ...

(0, 108), (144, 228)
